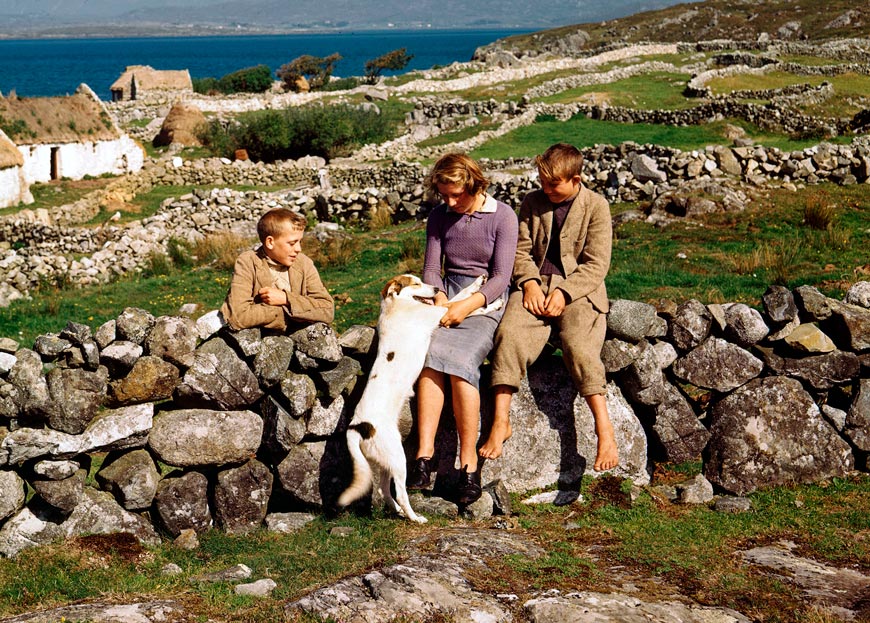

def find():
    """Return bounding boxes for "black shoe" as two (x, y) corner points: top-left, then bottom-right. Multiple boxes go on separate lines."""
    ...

(407, 457), (431, 489)
(457, 464), (481, 506)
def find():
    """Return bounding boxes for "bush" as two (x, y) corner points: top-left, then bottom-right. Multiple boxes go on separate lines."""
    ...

(217, 65), (274, 94)
(200, 104), (393, 162)
(364, 48), (413, 85)
(277, 53), (342, 91)
(323, 76), (360, 91)
(193, 65), (273, 95)
(192, 76), (220, 94)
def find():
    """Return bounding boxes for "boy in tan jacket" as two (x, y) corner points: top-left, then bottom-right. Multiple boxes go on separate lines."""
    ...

(482, 143), (618, 472)
(220, 208), (334, 332)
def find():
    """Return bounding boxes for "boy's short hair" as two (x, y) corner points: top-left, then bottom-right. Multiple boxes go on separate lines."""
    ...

(535, 143), (584, 182)
(426, 152), (489, 198)
(257, 208), (307, 242)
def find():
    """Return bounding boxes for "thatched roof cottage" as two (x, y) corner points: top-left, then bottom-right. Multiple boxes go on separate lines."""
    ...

(0, 84), (144, 207)
(110, 65), (193, 102)
(0, 129), (29, 209)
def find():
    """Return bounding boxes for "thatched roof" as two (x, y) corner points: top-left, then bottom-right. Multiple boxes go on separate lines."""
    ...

(0, 86), (120, 145)
(0, 129), (23, 169)
(111, 65), (193, 93)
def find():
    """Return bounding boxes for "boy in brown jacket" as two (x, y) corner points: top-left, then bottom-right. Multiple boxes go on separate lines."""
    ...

(220, 208), (334, 332)
(482, 143), (618, 472)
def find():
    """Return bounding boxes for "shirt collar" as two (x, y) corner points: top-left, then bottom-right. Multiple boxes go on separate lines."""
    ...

(449, 194), (497, 217)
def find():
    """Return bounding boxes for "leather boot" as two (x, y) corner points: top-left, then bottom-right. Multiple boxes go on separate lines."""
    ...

(457, 464), (481, 505)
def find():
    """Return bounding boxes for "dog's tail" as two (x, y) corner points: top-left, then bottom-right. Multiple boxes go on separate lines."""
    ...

(337, 423), (375, 507)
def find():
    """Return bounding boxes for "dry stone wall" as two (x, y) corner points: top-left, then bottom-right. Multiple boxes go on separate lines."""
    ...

(0, 280), (867, 557)
(1, 136), (868, 306)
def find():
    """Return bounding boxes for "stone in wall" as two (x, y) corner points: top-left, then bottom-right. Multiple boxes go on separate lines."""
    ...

(705, 376), (854, 495)
(148, 408), (263, 467)
(153, 471), (212, 536)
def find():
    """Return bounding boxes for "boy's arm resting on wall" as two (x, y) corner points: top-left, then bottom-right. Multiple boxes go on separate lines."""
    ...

(283, 255), (335, 324)
(221, 251), (287, 331)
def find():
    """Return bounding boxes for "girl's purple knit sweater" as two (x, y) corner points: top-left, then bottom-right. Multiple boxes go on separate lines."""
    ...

(422, 198), (518, 305)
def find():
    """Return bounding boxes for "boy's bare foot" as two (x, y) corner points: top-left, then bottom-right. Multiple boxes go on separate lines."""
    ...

(593, 435), (619, 471)
(478, 419), (512, 459)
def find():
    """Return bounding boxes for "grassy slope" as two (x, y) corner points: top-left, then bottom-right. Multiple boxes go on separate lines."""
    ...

(494, 1), (870, 51)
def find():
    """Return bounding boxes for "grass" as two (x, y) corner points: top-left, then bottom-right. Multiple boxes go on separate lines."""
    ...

(0, 470), (866, 623)
(706, 71), (870, 118)
(1, 183), (866, 346)
(470, 114), (855, 161)
(537, 72), (695, 109)
(0, 177), (114, 215)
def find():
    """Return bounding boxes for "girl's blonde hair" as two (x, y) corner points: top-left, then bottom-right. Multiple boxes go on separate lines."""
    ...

(426, 152), (489, 198)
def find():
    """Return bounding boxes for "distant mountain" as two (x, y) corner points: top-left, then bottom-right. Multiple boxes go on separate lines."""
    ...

(0, 0), (689, 37)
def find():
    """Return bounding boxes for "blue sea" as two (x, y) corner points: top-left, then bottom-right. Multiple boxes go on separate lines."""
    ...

(0, 29), (530, 101)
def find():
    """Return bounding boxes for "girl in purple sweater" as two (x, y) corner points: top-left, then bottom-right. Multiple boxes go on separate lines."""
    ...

(407, 153), (518, 505)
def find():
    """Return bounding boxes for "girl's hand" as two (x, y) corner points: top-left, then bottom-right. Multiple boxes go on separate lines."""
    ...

(439, 292), (484, 328)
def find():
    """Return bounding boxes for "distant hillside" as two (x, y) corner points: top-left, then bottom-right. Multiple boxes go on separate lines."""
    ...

(480, 0), (869, 56)
(0, 0), (688, 38)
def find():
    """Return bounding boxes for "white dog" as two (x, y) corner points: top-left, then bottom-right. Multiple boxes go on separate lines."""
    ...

(337, 274), (502, 523)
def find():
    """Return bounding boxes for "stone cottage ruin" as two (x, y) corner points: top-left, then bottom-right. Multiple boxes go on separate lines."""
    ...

(0, 85), (144, 208)
(110, 65), (193, 102)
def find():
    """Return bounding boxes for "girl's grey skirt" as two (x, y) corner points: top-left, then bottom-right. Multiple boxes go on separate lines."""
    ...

(423, 273), (507, 388)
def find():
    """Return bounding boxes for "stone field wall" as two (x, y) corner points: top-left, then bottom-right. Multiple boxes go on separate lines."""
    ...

(0, 278), (868, 557)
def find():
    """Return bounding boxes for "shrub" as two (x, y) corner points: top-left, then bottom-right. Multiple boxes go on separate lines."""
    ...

(192, 76), (220, 94)
(323, 76), (360, 91)
(367, 203), (393, 231)
(364, 48), (413, 85)
(217, 65), (274, 94)
(277, 53), (342, 91)
(200, 104), (393, 162)
(803, 190), (838, 230)
(193, 65), (273, 95)
(193, 232), (252, 271)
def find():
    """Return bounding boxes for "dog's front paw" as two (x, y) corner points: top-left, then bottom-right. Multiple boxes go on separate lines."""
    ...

(409, 514), (428, 524)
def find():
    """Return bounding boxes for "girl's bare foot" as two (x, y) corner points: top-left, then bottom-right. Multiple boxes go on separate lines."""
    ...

(478, 419), (512, 459)
(593, 435), (619, 471)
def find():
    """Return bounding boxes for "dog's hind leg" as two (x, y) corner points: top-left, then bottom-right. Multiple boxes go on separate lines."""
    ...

(378, 469), (402, 516)
(393, 477), (427, 523)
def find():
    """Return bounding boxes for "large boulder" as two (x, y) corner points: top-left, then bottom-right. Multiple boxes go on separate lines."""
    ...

(276, 439), (348, 509)
(62, 487), (160, 546)
(844, 378), (870, 451)
(109, 356), (180, 406)
(651, 382), (711, 463)
(480, 358), (649, 493)
(705, 376), (854, 495)
(0, 507), (66, 558)
(148, 408), (263, 467)
(29, 467), (87, 513)
(145, 315), (199, 368)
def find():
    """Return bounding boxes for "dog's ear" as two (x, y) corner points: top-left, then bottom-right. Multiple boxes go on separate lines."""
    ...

(381, 278), (400, 300)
